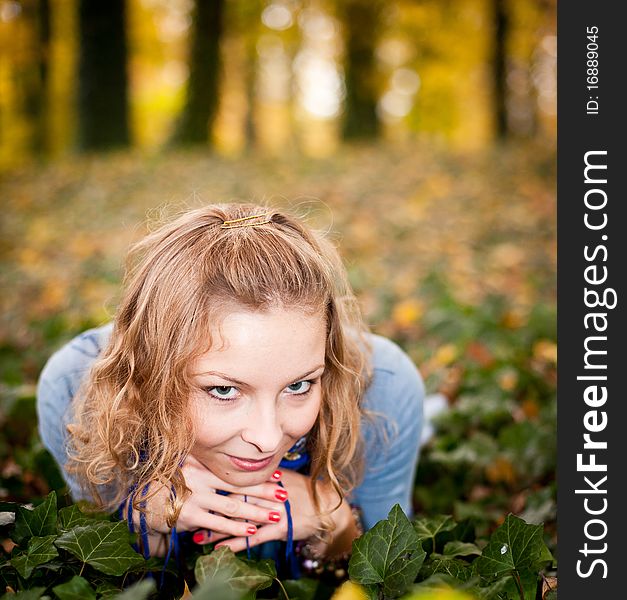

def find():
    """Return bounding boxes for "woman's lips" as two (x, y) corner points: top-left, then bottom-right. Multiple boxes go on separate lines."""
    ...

(227, 454), (275, 472)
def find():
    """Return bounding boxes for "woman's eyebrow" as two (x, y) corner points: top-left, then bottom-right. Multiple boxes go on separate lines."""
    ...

(194, 365), (325, 385)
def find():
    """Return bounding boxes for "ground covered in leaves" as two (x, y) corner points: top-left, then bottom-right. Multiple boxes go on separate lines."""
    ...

(0, 141), (556, 598)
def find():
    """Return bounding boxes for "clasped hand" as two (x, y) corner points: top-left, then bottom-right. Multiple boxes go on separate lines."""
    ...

(135, 455), (352, 556)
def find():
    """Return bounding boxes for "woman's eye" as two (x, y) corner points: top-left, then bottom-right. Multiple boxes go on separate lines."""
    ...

(286, 380), (313, 395)
(206, 386), (238, 401)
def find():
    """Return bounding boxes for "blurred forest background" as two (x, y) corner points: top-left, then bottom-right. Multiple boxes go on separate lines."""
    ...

(0, 0), (556, 561)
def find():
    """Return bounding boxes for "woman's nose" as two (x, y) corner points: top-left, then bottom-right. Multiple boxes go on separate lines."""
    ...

(240, 399), (283, 453)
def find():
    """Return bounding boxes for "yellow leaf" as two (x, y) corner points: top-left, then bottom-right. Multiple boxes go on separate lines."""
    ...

(433, 344), (458, 367)
(521, 398), (540, 420)
(406, 587), (477, 600)
(485, 457), (516, 485)
(180, 580), (192, 598)
(533, 340), (557, 364)
(498, 368), (518, 392)
(331, 581), (369, 600)
(392, 298), (424, 327)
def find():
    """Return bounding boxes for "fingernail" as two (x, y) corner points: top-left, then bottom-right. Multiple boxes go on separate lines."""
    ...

(193, 531), (205, 544)
(247, 526), (257, 535)
(271, 470), (282, 480)
(275, 488), (288, 502)
(269, 511), (281, 522)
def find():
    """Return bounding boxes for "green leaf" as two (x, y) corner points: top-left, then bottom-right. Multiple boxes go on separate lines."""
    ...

(410, 573), (467, 592)
(476, 514), (545, 579)
(282, 578), (318, 600)
(502, 570), (539, 600)
(194, 546), (274, 595)
(0, 588), (46, 599)
(53, 575), (96, 600)
(55, 521), (144, 576)
(57, 505), (99, 531)
(442, 541), (482, 558)
(94, 580), (122, 598)
(111, 580), (157, 599)
(412, 515), (456, 553)
(190, 580), (242, 600)
(13, 492), (57, 544)
(473, 576), (515, 599)
(535, 539), (555, 569)
(10, 534), (58, 578)
(349, 504), (426, 598)
(419, 557), (472, 582)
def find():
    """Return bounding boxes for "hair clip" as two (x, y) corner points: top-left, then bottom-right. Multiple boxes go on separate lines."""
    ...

(220, 213), (272, 229)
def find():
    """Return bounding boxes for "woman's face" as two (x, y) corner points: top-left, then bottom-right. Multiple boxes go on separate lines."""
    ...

(189, 305), (326, 486)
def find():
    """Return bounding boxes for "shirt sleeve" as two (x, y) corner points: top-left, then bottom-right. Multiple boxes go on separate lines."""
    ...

(36, 323), (113, 501)
(351, 333), (425, 530)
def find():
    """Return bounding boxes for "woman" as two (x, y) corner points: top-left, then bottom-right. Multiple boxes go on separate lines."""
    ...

(36, 204), (425, 578)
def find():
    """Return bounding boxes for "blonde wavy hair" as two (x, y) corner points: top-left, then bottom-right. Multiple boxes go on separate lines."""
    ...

(68, 203), (373, 526)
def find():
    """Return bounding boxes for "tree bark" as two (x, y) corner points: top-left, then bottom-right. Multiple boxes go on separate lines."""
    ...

(341, 0), (382, 140)
(492, 0), (509, 139)
(170, 0), (225, 146)
(78, 0), (130, 150)
(19, 0), (51, 155)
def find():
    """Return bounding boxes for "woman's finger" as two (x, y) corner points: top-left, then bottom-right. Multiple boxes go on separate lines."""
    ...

(215, 522), (286, 553)
(191, 529), (228, 545)
(190, 510), (262, 538)
(203, 481), (288, 505)
(201, 490), (286, 524)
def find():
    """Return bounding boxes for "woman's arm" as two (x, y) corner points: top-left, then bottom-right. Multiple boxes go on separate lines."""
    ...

(351, 333), (425, 529)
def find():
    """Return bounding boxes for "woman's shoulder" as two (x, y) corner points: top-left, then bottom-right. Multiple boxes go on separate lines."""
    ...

(361, 331), (425, 415)
(38, 322), (113, 398)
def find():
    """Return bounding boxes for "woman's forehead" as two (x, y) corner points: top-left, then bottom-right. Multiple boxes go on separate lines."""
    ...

(191, 305), (327, 378)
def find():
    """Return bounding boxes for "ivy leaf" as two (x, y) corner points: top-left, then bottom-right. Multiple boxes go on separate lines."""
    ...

(476, 514), (545, 579)
(502, 569), (539, 600)
(282, 578), (318, 600)
(55, 521), (144, 576)
(57, 505), (100, 531)
(0, 588), (46, 599)
(349, 504), (426, 598)
(441, 541), (482, 558)
(535, 539), (555, 569)
(110, 580), (157, 599)
(10, 534), (58, 578)
(52, 575), (97, 600)
(419, 557), (472, 582)
(412, 515), (456, 553)
(94, 580), (122, 598)
(473, 576), (515, 599)
(13, 492), (57, 544)
(194, 546), (274, 595)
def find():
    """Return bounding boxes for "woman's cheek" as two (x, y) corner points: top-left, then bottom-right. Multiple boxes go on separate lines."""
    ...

(285, 393), (322, 439)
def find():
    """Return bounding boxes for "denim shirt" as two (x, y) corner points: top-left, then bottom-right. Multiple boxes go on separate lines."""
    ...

(36, 324), (424, 530)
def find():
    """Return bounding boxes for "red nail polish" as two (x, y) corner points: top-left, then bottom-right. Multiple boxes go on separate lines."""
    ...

(269, 511), (281, 522)
(271, 470), (282, 480)
(275, 489), (288, 502)
(193, 531), (205, 544)
(247, 526), (257, 535)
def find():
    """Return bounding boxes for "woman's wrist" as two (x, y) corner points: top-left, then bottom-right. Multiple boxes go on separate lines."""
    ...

(298, 502), (364, 579)
(326, 501), (363, 557)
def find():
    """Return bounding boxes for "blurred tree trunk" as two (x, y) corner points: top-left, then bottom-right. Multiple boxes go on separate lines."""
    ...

(78, 0), (130, 150)
(341, 0), (382, 140)
(170, 0), (225, 146)
(20, 0), (51, 155)
(492, 0), (509, 139)
(242, 4), (262, 149)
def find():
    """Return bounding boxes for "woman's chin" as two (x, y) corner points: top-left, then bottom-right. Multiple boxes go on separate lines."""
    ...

(216, 461), (279, 487)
